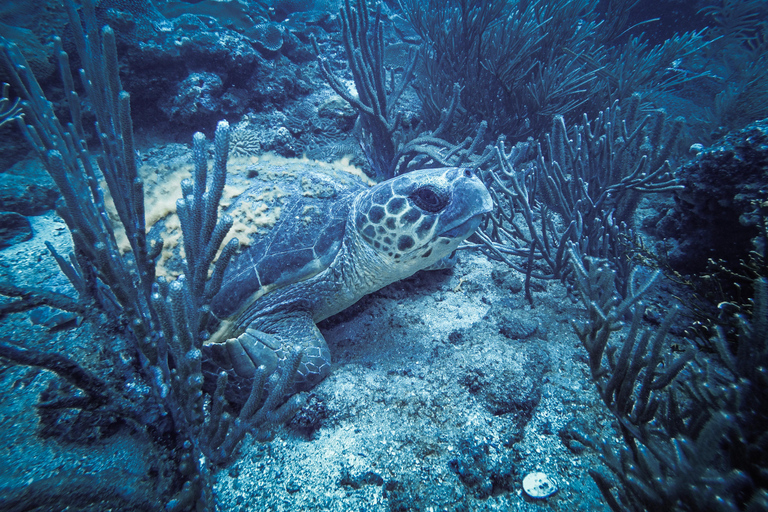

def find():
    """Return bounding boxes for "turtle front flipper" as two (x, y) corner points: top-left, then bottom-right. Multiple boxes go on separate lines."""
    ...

(423, 250), (459, 271)
(202, 313), (331, 405)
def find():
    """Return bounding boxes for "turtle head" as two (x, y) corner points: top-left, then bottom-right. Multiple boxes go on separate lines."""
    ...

(353, 167), (493, 272)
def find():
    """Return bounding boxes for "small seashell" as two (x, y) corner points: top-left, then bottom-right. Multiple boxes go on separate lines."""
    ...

(522, 471), (558, 499)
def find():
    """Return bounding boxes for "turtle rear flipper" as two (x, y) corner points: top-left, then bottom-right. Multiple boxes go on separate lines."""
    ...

(202, 313), (331, 405)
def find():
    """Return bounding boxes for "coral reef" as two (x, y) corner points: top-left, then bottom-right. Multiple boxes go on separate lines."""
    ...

(1, 0), (768, 510)
(0, 211), (32, 249)
(0, 1), (307, 508)
(399, 0), (708, 143)
(568, 245), (768, 510)
(658, 118), (768, 273)
(475, 95), (681, 301)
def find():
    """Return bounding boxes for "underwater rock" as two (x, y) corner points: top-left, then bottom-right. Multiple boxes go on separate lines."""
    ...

(159, 0), (267, 35)
(175, 28), (259, 82)
(29, 306), (78, 329)
(447, 440), (516, 499)
(0, 21), (57, 85)
(459, 344), (550, 416)
(497, 313), (539, 340)
(338, 469), (384, 489)
(279, 29), (315, 63)
(0, 211), (33, 249)
(288, 394), (328, 438)
(284, 10), (338, 35)
(490, 269), (524, 294)
(246, 55), (313, 109)
(659, 118), (768, 273)
(55, 0), (323, 131)
(159, 71), (224, 126)
(485, 296), (541, 341)
(282, 11), (338, 49)
(0, 160), (59, 215)
(146, 10), (259, 76)
(317, 96), (357, 129)
(102, 11), (261, 127)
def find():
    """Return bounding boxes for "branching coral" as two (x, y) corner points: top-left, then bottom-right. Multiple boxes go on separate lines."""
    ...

(313, 0), (481, 179)
(475, 95), (682, 302)
(568, 243), (768, 510)
(0, 82), (21, 127)
(0, 0), (305, 509)
(697, 0), (768, 137)
(399, 0), (709, 144)
(313, 0), (418, 179)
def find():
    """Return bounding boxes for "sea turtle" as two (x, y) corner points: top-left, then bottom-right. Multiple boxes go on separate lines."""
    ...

(203, 164), (493, 402)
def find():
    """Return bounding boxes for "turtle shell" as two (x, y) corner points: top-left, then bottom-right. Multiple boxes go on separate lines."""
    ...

(210, 160), (369, 319)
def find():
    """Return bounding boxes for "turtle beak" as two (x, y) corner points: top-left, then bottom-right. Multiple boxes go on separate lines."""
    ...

(440, 215), (484, 238)
(438, 170), (493, 239)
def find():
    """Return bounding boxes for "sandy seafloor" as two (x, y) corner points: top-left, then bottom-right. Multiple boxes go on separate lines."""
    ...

(0, 153), (630, 511)
(215, 250), (618, 511)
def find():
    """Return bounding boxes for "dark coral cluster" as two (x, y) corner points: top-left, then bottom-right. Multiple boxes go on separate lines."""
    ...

(0, 1), (312, 508)
(105, 1), (319, 130)
(658, 119), (768, 273)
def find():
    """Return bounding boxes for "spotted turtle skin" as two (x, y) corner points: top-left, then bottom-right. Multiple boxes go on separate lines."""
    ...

(203, 165), (493, 403)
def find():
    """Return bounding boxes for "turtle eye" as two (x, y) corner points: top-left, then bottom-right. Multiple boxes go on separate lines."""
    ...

(410, 186), (448, 213)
